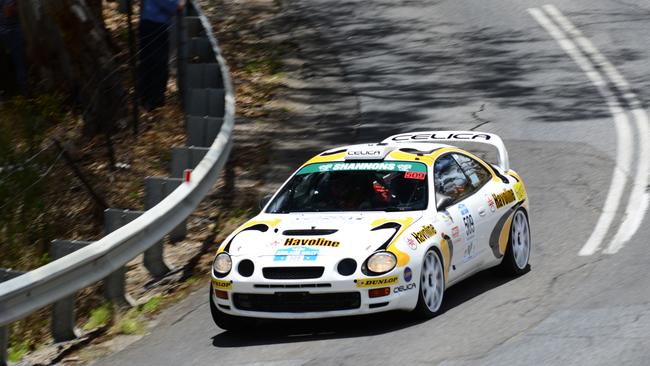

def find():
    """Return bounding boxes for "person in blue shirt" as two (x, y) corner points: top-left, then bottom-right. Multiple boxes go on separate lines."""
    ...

(139, 0), (186, 110)
(0, 0), (27, 94)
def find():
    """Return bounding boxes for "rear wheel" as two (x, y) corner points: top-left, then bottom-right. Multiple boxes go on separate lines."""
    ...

(209, 285), (256, 332)
(413, 249), (445, 318)
(500, 209), (531, 275)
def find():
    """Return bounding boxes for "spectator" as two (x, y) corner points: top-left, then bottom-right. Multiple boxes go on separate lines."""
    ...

(138, 0), (186, 111)
(0, 0), (27, 93)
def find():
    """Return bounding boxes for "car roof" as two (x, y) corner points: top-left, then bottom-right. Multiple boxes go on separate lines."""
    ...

(306, 142), (461, 167)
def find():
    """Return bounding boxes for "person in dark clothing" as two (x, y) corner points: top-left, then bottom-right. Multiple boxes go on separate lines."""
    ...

(138, 0), (186, 111)
(0, 0), (27, 93)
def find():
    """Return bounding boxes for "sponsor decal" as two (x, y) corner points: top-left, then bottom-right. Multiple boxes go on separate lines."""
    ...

(406, 237), (418, 250)
(492, 189), (516, 209)
(391, 132), (492, 141)
(397, 164), (413, 171)
(347, 150), (382, 157)
(319, 164), (333, 172)
(212, 279), (232, 290)
(458, 203), (469, 216)
(452, 226), (460, 239)
(356, 275), (399, 288)
(298, 161), (427, 175)
(404, 171), (426, 180)
(393, 283), (416, 293)
(486, 195), (496, 212)
(284, 237), (340, 247)
(274, 247), (319, 261)
(411, 224), (437, 244)
(404, 267), (413, 282)
(463, 241), (474, 263)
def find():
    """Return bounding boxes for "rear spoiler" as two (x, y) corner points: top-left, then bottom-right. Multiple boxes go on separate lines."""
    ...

(382, 131), (509, 171)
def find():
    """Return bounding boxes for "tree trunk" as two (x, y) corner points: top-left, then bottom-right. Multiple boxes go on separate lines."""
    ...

(17, 0), (127, 136)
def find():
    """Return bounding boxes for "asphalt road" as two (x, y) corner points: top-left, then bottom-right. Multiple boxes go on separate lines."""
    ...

(93, 0), (650, 365)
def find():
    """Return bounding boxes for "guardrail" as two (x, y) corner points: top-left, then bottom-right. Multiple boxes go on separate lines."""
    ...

(0, 1), (234, 362)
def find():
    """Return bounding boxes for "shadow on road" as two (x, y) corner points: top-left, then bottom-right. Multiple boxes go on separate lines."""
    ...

(211, 267), (526, 348)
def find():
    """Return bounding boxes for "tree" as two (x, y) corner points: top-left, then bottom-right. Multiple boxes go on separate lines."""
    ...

(17, 0), (127, 136)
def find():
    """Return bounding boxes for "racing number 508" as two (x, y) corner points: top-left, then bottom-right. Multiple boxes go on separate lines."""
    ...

(463, 215), (474, 235)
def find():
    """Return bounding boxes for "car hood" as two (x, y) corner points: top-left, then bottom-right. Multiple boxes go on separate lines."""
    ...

(227, 211), (424, 260)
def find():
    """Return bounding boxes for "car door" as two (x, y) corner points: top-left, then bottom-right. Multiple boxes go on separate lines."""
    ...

(452, 153), (503, 267)
(433, 154), (481, 280)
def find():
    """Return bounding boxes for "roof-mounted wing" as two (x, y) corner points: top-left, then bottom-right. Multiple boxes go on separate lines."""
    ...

(382, 131), (510, 171)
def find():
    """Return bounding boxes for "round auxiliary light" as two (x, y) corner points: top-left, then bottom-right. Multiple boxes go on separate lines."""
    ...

(238, 259), (254, 277)
(337, 258), (357, 276)
(212, 252), (232, 277)
(366, 251), (397, 275)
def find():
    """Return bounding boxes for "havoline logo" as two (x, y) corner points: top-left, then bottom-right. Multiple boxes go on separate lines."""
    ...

(492, 189), (516, 209)
(411, 224), (437, 244)
(284, 238), (340, 247)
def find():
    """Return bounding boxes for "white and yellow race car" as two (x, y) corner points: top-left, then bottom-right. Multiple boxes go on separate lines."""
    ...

(209, 131), (530, 330)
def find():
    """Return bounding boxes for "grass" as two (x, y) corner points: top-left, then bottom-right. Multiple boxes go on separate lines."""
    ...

(82, 304), (113, 331)
(112, 296), (164, 335)
(142, 295), (162, 314)
(243, 58), (283, 75)
(7, 341), (29, 362)
(116, 312), (144, 335)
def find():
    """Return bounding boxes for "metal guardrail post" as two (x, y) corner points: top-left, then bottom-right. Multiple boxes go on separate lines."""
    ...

(170, 147), (210, 178)
(103, 209), (143, 306)
(1, 269), (24, 366)
(50, 240), (92, 342)
(186, 116), (223, 147)
(145, 177), (186, 241)
(143, 177), (185, 277)
(184, 88), (225, 118)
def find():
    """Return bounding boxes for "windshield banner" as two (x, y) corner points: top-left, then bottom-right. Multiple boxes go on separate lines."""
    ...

(297, 161), (427, 175)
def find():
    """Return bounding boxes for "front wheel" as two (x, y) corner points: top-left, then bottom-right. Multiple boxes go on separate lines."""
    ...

(413, 249), (445, 318)
(209, 285), (256, 332)
(500, 209), (531, 275)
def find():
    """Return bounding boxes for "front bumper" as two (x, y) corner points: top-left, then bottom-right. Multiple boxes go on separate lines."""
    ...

(210, 272), (418, 319)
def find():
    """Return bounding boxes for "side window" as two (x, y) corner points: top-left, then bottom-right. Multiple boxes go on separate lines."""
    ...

(453, 153), (492, 189)
(434, 154), (473, 205)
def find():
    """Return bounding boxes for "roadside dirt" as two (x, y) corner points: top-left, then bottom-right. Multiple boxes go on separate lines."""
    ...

(15, 0), (362, 363)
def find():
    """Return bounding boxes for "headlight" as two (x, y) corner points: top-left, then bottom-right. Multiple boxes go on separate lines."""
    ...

(212, 253), (232, 277)
(366, 251), (397, 275)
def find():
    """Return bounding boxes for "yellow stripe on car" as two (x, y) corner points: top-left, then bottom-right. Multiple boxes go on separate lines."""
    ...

(216, 218), (282, 254)
(498, 213), (515, 255)
(302, 152), (347, 165)
(440, 237), (451, 283)
(372, 217), (415, 267)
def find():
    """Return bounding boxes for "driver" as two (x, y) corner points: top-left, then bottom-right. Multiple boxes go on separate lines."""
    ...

(328, 172), (373, 210)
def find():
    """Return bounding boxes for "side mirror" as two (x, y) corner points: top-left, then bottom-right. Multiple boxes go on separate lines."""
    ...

(436, 196), (454, 211)
(259, 194), (273, 211)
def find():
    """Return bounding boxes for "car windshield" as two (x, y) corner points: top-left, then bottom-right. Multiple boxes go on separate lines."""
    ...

(266, 161), (429, 213)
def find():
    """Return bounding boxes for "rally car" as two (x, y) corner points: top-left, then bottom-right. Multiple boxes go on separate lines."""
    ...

(209, 131), (531, 330)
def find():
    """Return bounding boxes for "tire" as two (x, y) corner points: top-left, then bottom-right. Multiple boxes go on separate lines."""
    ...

(413, 249), (445, 318)
(500, 209), (531, 275)
(209, 285), (256, 332)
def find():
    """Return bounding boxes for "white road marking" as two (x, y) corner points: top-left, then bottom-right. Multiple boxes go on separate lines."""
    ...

(542, 5), (650, 255)
(528, 6), (642, 256)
